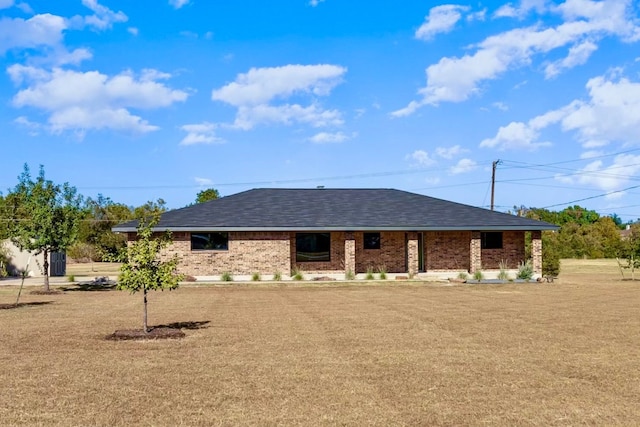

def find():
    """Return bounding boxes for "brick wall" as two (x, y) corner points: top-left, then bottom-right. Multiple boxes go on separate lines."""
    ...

(355, 231), (406, 273)
(425, 231), (471, 271)
(480, 231), (525, 269)
(159, 231), (290, 276)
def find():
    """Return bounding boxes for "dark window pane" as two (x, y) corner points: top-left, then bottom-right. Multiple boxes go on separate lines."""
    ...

(481, 232), (502, 249)
(296, 233), (331, 262)
(191, 232), (228, 250)
(363, 232), (381, 250)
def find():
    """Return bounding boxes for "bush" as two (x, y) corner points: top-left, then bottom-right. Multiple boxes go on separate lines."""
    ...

(365, 266), (375, 280)
(473, 270), (484, 281)
(345, 269), (355, 280)
(498, 260), (509, 280)
(291, 266), (304, 281)
(251, 272), (261, 281)
(517, 260), (534, 280)
(272, 271), (282, 281)
(377, 265), (387, 280)
(221, 272), (233, 282)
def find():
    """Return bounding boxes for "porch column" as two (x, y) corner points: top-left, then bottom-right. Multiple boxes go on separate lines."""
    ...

(470, 231), (481, 273)
(344, 232), (356, 275)
(532, 230), (542, 275)
(407, 232), (419, 276)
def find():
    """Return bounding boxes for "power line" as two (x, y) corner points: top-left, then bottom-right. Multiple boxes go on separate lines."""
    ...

(540, 183), (640, 209)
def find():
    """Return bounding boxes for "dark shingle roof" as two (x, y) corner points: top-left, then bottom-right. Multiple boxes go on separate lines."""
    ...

(113, 188), (558, 232)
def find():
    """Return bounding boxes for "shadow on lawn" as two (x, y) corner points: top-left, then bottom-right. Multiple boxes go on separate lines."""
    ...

(153, 320), (211, 330)
(0, 301), (54, 310)
(62, 278), (117, 292)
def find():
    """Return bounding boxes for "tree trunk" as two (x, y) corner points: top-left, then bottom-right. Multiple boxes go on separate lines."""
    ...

(43, 249), (50, 292)
(143, 283), (148, 333)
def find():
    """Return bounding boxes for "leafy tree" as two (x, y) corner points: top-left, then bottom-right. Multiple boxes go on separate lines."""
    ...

(6, 164), (84, 291)
(74, 194), (132, 261)
(195, 188), (220, 204)
(133, 199), (166, 219)
(117, 213), (183, 333)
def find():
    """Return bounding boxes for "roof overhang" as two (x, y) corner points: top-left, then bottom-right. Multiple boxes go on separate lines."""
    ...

(113, 225), (559, 233)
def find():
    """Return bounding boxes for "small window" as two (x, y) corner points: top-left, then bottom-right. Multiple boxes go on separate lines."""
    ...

(191, 232), (228, 250)
(363, 232), (381, 250)
(481, 232), (503, 249)
(296, 233), (330, 262)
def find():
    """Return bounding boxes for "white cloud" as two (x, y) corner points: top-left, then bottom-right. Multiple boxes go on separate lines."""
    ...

(492, 101), (509, 111)
(494, 0), (547, 19)
(450, 158), (478, 174)
(0, 14), (67, 54)
(194, 177), (213, 186)
(212, 64), (346, 130)
(407, 150), (436, 167)
(11, 67), (188, 135)
(77, 0), (127, 30)
(544, 40), (598, 78)
(482, 72), (640, 151)
(180, 122), (223, 145)
(415, 5), (469, 41)
(308, 131), (352, 144)
(309, 0), (325, 6)
(169, 0), (190, 9)
(128, 27), (139, 36)
(556, 154), (640, 193)
(435, 144), (468, 159)
(394, 0), (640, 115)
(14, 115), (41, 136)
(480, 120), (553, 150)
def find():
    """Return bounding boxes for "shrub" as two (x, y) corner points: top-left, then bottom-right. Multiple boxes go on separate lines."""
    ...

(272, 271), (282, 281)
(457, 271), (468, 280)
(221, 271), (233, 282)
(517, 260), (534, 280)
(345, 269), (356, 280)
(67, 274), (75, 282)
(377, 265), (387, 280)
(365, 266), (375, 280)
(498, 260), (509, 281)
(291, 266), (304, 281)
(251, 272), (261, 281)
(473, 270), (484, 281)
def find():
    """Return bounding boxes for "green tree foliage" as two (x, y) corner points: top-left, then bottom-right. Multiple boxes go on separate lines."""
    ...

(618, 223), (640, 278)
(133, 199), (166, 219)
(195, 188), (220, 204)
(5, 164), (84, 291)
(117, 213), (183, 333)
(73, 194), (132, 261)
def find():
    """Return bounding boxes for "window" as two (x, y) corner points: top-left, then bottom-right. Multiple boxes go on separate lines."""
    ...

(481, 232), (503, 249)
(191, 232), (228, 250)
(363, 232), (381, 250)
(296, 233), (331, 262)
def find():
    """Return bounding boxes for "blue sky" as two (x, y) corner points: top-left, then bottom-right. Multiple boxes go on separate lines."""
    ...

(1, 0), (640, 221)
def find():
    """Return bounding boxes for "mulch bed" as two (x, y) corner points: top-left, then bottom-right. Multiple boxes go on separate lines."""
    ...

(105, 327), (186, 341)
(0, 301), (54, 310)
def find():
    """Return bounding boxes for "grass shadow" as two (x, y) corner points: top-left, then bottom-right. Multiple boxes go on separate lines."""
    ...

(0, 301), (54, 310)
(62, 278), (117, 292)
(153, 320), (211, 330)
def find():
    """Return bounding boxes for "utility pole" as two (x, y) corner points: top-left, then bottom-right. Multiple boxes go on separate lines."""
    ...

(490, 160), (501, 211)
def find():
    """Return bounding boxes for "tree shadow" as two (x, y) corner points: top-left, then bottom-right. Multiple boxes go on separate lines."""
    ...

(62, 278), (117, 292)
(0, 301), (54, 310)
(152, 320), (211, 330)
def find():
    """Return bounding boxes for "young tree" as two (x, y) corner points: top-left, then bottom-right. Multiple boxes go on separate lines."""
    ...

(195, 188), (219, 204)
(117, 213), (183, 333)
(6, 164), (84, 291)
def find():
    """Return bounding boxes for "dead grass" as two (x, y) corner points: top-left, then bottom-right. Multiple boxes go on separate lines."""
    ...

(0, 259), (639, 425)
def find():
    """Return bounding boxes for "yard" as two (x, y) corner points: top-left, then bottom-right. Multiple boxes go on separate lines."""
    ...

(1, 259), (639, 425)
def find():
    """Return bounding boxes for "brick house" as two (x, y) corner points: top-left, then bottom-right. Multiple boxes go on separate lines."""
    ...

(113, 188), (557, 280)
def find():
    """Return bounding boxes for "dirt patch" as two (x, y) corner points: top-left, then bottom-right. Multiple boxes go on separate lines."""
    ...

(106, 327), (186, 341)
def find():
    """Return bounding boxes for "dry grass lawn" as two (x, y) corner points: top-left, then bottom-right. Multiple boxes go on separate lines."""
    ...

(1, 259), (639, 426)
